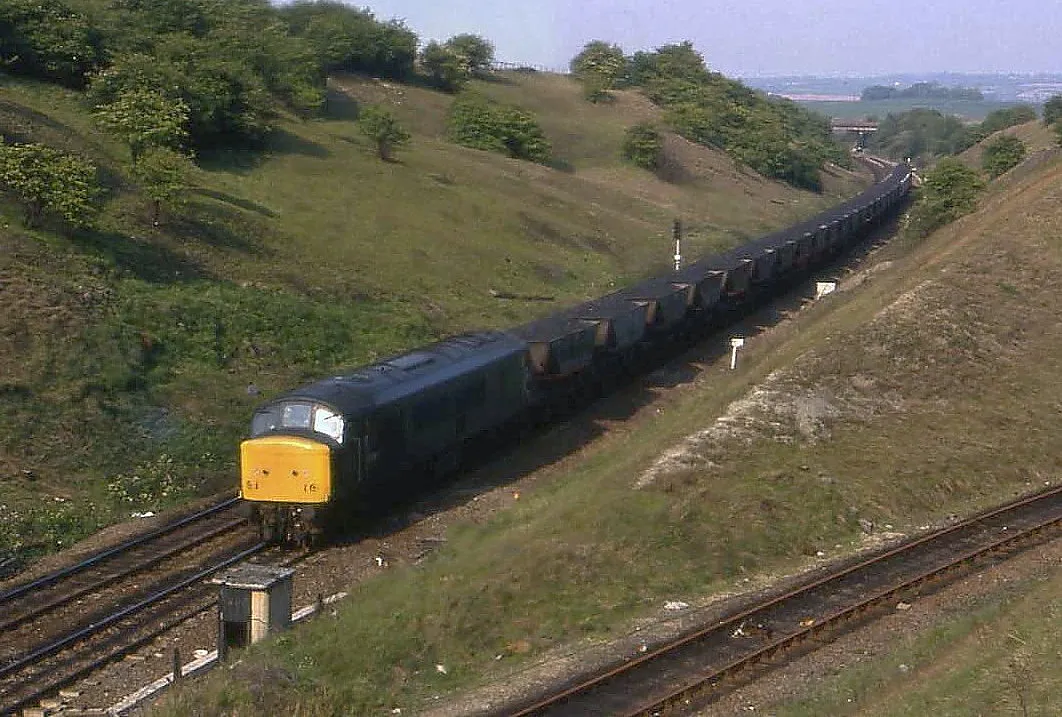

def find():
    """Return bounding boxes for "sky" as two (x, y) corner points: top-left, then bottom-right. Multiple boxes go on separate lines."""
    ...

(349, 0), (1062, 77)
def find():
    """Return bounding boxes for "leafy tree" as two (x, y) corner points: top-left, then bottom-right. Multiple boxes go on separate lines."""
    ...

(581, 73), (615, 104)
(867, 109), (971, 163)
(962, 105), (1037, 148)
(419, 41), (467, 92)
(0, 0), (102, 87)
(981, 134), (1026, 178)
(279, 2), (417, 79)
(570, 40), (626, 100)
(1054, 121), (1062, 148)
(89, 46), (273, 151)
(618, 40), (843, 189)
(907, 157), (983, 237)
(130, 147), (196, 225)
(0, 142), (100, 228)
(628, 41), (707, 87)
(357, 105), (411, 161)
(93, 88), (191, 161)
(1043, 95), (1062, 127)
(622, 123), (664, 170)
(444, 34), (494, 76)
(448, 93), (551, 162)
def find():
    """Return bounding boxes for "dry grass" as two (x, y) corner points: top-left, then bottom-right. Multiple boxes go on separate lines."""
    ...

(958, 118), (1058, 169)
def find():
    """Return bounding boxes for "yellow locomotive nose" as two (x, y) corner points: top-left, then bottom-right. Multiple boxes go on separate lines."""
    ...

(240, 435), (332, 504)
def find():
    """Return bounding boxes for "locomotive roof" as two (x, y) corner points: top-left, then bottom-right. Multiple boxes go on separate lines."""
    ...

(261, 330), (527, 416)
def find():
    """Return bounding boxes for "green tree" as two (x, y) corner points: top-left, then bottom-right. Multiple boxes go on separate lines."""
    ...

(419, 41), (467, 91)
(1043, 95), (1062, 127)
(357, 105), (411, 161)
(279, 2), (417, 78)
(981, 134), (1026, 178)
(570, 40), (627, 100)
(94, 88), (191, 161)
(908, 157), (983, 237)
(90, 46), (272, 150)
(0, 0), (102, 87)
(444, 34), (494, 75)
(622, 122), (664, 170)
(0, 142), (100, 228)
(448, 94), (551, 162)
(131, 147), (196, 225)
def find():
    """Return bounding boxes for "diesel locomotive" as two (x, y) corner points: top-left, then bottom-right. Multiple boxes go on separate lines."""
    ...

(241, 162), (913, 543)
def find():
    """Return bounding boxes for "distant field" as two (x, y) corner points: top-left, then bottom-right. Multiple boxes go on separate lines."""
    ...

(801, 98), (1028, 121)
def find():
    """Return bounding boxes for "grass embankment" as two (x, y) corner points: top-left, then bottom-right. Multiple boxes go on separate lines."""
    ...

(958, 118), (1058, 168)
(0, 70), (866, 565)
(159, 141), (1062, 712)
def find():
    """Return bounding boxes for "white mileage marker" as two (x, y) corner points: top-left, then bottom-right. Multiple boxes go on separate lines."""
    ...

(729, 337), (745, 370)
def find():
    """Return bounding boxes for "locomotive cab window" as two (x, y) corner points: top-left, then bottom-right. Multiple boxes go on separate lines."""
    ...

(250, 401), (345, 443)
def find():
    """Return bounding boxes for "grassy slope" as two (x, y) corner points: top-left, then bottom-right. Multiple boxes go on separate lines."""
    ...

(0, 71), (866, 562)
(159, 137), (1062, 711)
(957, 118), (1058, 167)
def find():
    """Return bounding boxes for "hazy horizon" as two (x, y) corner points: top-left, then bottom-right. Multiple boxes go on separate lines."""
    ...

(333, 0), (1062, 77)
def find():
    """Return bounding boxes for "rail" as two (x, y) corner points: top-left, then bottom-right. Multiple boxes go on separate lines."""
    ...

(505, 484), (1062, 716)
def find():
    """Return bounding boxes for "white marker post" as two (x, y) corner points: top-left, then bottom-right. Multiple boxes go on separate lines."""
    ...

(815, 281), (837, 299)
(729, 337), (745, 370)
(673, 219), (682, 272)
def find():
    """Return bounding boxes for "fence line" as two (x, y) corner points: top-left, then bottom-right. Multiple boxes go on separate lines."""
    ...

(491, 60), (570, 75)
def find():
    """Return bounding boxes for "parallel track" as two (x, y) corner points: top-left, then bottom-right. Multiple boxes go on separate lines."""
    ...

(505, 485), (1062, 716)
(0, 497), (266, 715)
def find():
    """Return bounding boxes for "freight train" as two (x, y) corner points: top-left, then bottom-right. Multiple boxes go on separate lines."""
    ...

(240, 162), (913, 543)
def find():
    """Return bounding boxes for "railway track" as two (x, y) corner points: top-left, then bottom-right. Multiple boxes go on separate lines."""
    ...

(0, 497), (267, 715)
(504, 484), (1062, 716)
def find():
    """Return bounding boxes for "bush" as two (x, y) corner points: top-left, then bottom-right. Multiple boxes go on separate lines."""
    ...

(1043, 95), (1062, 127)
(131, 147), (197, 225)
(448, 94), (551, 163)
(445, 34), (494, 76)
(93, 88), (191, 161)
(357, 105), (411, 161)
(622, 123), (663, 170)
(419, 41), (468, 92)
(0, 142), (101, 228)
(981, 134), (1026, 178)
(906, 158), (984, 237)
(0, 0), (102, 87)
(278, 2), (417, 79)
(89, 47), (273, 151)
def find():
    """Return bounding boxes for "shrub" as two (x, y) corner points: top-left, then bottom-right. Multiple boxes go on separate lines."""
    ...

(131, 147), (197, 225)
(419, 41), (468, 92)
(0, 142), (100, 228)
(357, 105), (411, 161)
(981, 135), (1026, 178)
(445, 34), (494, 76)
(93, 88), (191, 161)
(906, 157), (984, 237)
(1043, 95), (1062, 127)
(448, 94), (551, 163)
(622, 123), (663, 170)
(0, 0), (102, 87)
